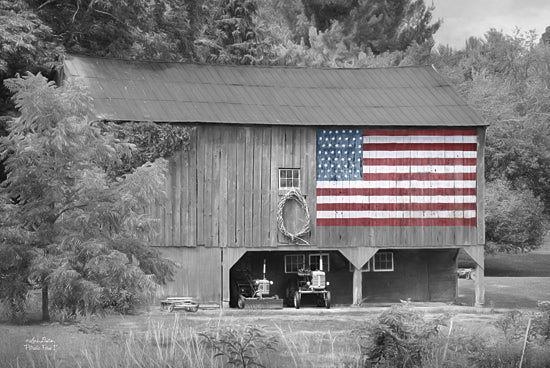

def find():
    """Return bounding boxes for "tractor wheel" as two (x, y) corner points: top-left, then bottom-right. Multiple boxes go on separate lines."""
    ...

(325, 291), (331, 309)
(168, 304), (174, 313)
(294, 291), (301, 309)
(237, 295), (245, 309)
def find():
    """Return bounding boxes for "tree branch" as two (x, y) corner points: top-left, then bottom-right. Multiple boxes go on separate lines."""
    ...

(37, 0), (60, 10)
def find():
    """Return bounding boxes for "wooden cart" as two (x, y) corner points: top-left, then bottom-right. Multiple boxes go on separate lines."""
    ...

(160, 297), (200, 312)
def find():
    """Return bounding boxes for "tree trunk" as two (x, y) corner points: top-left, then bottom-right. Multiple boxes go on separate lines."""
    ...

(42, 284), (50, 322)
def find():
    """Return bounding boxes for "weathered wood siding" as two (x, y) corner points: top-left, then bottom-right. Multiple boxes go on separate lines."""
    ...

(156, 124), (485, 248)
(158, 247), (221, 303)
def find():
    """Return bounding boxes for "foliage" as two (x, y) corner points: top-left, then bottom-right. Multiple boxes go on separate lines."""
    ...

(485, 180), (545, 253)
(195, 0), (279, 64)
(200, 325), (279, 368)
(533, 301), (550, 341)
(0, 0), (62, 114)
(103, 121), (192, 179)
(0, 73), (174, 320)
(355, 305), (448, 367)
(290, 0), (441, 53)
(24, 0), (195, 61)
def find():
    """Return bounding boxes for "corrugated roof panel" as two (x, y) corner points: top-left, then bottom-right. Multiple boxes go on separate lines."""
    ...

(64, 56), (486, 126)
(394, 67), (415, 88)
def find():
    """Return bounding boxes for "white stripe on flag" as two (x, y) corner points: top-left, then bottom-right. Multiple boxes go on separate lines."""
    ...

(363, 136), (478, 144)
(363, 151), (477, 158)
(316, 210), (478, 219)
(316, 180), (477, 189)
(362, 165), (477, 174)
(316, 195), (478, 204)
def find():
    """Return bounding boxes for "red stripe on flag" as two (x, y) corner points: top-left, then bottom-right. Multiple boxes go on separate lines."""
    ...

(317, 203), (477, 211)
(363, 129), (478, 136)
(316, 218), (477, 227)
(363, 158), (477, 166)
(362, 173), (477, 181)
(316, 187), (477, 196)
(363, 143), (477, 151)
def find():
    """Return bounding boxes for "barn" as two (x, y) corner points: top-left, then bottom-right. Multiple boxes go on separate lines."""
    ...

(61, 55), (487, 308)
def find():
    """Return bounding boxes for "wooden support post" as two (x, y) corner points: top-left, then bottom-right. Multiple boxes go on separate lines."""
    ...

(474, 263), (485, 307)
(464, 245), (485, 307)
(353, 267), (362, 306)
(221, 248), (247, 308)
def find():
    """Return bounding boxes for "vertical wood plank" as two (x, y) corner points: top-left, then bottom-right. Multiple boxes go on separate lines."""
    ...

(180, 149), (188, 247)
(219, 127), (229, 248)
(211, 126), (221, 247)
(226, 127), (237, 246)
(164, 158), (175, 247)
(252, 127), (263, 245)
(204, 126), (214, 247)
(270, 126), (284, 246)
(477, 127), (486, 245)
(235, 127), (246, 247)
(196, 127), (205, 245)
(156, 176), (165, 246)
(260, 127), (272, 247)
(244, 128), (254, 247)
(307, 128), (318, 246)
(187, 129), (198, 246)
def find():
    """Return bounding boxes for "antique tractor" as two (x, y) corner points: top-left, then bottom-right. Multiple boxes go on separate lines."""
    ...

(234, 259), (282, 309)
(293, 259), (331, 309)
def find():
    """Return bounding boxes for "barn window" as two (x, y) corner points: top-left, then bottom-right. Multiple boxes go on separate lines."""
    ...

(279, 168), (300, 189)
(284, 254), (305, 273)
(373, 252), (394, 272)
(309, 254), (330, 272)
(349, 260), (370, 272)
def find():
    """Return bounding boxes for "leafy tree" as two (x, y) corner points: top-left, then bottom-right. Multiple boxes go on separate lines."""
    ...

(289, 0), (440, 53)
(0, 74), (174, 321)
(195, 0), (278, 64)
(0, 0), (61, 114)
(25, 0), (195, 61)
(485, 180), (545, 253)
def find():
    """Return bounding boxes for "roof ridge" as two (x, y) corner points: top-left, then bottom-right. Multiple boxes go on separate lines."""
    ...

(65, 54), (434, 71)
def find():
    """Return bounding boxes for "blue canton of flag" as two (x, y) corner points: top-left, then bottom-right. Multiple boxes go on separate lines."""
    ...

(316, 130), (363, 181)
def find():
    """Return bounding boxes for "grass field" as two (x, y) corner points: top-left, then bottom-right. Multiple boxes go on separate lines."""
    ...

(3, 304), (550, 368)
(457, 277), (550, 308)
(458, 250), (550, 277)
(0, 307), (525, 368)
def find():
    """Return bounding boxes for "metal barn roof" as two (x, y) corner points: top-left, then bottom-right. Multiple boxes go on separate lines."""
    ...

(63, 55), (485, 126)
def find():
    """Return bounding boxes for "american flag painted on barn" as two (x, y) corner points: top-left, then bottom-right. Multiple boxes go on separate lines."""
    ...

(316, 129), (478, 226)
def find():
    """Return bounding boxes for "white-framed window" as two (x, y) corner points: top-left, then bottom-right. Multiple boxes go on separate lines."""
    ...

(284, 254), (305, 273)
(373, 252), (394, 272)
(279, 168), (300, 189)
(349, 260), (370, 272)
(309, 254), (330, 272)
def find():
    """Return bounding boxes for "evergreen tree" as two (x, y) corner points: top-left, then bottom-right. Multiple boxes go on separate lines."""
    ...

(296, 0), (440, 53)
(195, 0), (276, 64)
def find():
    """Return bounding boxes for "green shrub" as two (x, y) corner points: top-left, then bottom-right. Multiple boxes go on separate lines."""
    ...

(354, 305), (448, 368)
(200, 325), (279, 368)
(485, 179), (545, 253)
